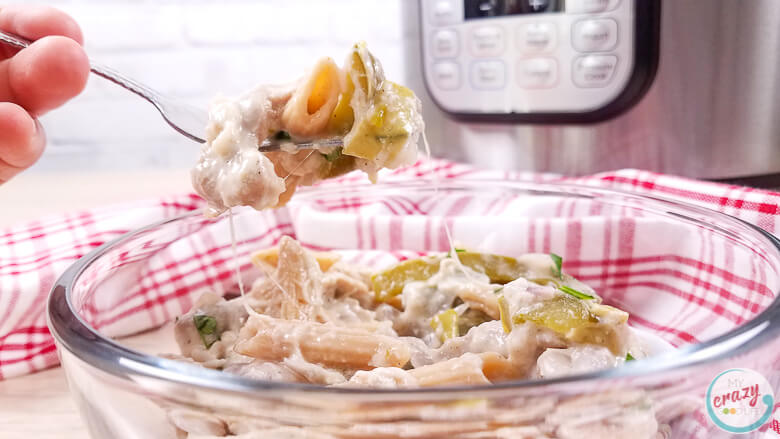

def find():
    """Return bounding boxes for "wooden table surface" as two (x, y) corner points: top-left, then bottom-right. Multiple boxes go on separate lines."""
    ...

(0, 169), (192, 439)
(0, 368), (85, 439)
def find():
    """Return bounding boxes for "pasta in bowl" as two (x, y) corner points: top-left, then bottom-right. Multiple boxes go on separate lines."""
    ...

(170, 237), (665, 388)
(48, 180), (780, 439)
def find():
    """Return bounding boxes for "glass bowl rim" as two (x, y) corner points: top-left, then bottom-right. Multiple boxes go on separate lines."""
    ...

(47, 179), (780, 396)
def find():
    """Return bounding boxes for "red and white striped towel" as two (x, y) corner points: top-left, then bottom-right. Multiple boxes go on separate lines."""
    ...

(2, 159), (780, 383)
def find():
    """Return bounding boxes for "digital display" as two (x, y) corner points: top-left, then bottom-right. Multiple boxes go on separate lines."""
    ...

(464, 0), (563, 19)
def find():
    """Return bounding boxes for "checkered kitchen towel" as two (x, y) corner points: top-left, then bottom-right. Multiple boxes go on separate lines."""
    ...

(2, 159), (780, 380)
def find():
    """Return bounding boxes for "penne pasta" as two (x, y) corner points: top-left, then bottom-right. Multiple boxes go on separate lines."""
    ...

(317, 420), (493, 439)
(457, 426), (547, 439)
(479, 352), (522, 382)
(458, 289), (500, 320)
(281, 57), (343, 137)
(338, 320), (395, 334)
(251, 245), (340, 273)
(407, 352), (519, 387)
(409, 353), (491, 387)
(167, 408), (228, 436)
(235, 315), (410, 370)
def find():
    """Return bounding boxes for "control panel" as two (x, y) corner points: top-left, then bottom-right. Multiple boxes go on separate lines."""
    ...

(419, 0), (659, 122)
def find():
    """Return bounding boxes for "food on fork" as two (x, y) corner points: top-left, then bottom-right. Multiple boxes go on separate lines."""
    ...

(191, 43), (424, 217)
(171, 237), (655, 388)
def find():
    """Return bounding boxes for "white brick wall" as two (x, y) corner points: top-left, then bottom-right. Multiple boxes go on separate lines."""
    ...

(30, 0), (408, 172)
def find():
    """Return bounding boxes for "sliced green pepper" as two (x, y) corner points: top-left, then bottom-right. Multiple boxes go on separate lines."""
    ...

(513, 295), (623, 354)
(372, 252), (527, 302)
(430, 309), (459, 342)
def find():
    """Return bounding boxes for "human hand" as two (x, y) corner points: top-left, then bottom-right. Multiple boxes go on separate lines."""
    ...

(0, 5), (89, 184)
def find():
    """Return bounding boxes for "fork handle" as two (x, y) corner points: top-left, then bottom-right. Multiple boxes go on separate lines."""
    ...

(0, 30), (206, 143)
(0, 31), (161, 103)
(0, 30), (29, 50)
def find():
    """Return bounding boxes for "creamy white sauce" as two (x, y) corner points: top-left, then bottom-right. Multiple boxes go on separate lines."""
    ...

(536, 345), (623, 378)
(341, 367), (419, 388)
(192, 89), (292, 217)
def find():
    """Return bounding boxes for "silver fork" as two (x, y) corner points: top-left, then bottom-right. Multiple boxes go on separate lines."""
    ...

(0, 30), (341, 151)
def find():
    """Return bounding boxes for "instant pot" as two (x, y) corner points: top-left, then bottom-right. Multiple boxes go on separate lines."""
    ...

(402, 0), (780, 185)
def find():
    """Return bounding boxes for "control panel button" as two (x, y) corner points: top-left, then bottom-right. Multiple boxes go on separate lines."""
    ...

(517, 23), (557, 53)
(523, 0), (552, 13)
(567, 0), (620, 13)
(433, 62), (461, 90)
(431, 30), (459, 58)
(465, 0), (504, 18)
(465, 0), (563, 18)
(573, 55), (618, 87)
(430, 0), (459, 26)
(470, 26), (506, 57)
(516, 58), (558, 88)
(470, 61), (505, 89)
(572, 19), (618, 52)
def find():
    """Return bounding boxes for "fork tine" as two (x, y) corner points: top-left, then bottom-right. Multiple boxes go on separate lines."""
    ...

(257, 138), (344, 153)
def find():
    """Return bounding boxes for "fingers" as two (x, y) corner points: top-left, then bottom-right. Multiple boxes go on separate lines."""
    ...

(0, 4), (84, 58)
(0, 35), (90, 116)
(0, 102), (45, 183)
(0, 5), (89, 115)
(0, 5), (87, 182)
(0, 4), (90, 115)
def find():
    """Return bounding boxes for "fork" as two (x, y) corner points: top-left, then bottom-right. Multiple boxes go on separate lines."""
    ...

(0, 30), (341, 151)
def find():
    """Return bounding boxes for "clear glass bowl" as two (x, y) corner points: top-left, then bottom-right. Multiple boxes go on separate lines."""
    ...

(47, 180), (780, 439)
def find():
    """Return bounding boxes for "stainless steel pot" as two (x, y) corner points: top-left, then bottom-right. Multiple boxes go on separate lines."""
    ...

(402, 0), (780, 185)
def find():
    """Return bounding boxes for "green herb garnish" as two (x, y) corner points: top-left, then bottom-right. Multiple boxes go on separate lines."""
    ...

(273, 130), (291, 140)
(193, 314), (219, 348)
(446, 248), (466, 258)
(497, 295), (512, 334)
(321, 147), (343, 162)
(550, 253), (563, 279)
(558, 285), (595, 300)
(626, 352), (636, 362)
